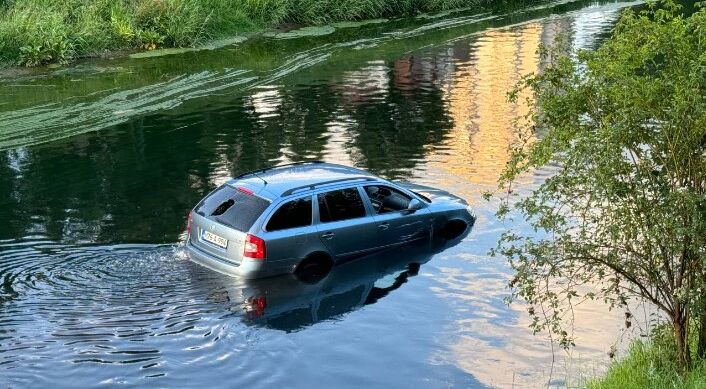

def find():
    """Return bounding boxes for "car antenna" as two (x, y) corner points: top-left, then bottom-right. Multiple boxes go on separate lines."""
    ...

(252, 173), (268, 185)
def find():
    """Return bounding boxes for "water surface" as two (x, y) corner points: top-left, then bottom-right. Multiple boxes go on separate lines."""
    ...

(0, 1), (649, 387)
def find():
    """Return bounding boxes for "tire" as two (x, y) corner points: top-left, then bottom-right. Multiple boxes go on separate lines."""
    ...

(295, 253), (333, 284)
(439, 220), (468, 240)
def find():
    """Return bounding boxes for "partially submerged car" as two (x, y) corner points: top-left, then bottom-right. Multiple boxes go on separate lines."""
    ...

(185, 161), (474, 279)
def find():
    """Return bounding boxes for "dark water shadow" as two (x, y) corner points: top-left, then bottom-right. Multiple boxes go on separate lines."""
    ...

(193, 225), (472, 332)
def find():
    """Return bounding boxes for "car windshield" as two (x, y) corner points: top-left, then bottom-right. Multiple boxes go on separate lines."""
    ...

(195, 185), (270, 231)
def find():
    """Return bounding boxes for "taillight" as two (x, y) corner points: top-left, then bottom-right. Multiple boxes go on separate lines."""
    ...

(186, 211), (193, 234)
(243, 234), (266, 260)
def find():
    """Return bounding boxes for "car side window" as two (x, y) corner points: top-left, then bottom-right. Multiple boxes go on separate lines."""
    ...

(266, 197), (312, 231)
(363, 185), (412, 214)
(318, 188), (366, 223)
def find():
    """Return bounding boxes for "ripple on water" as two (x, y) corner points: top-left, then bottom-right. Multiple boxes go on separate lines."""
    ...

(0, 240), (292, 387)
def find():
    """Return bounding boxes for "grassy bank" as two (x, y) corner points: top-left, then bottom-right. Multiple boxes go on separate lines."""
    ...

(0, 0), (522, 67)
(587, 326), (706, 388)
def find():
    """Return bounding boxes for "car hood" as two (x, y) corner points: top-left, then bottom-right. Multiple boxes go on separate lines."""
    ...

(399, 182), (469, 205)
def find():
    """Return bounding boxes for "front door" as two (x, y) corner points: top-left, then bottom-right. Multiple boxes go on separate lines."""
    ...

(362, 185), (431, 247)
(315, 187), (379, 258)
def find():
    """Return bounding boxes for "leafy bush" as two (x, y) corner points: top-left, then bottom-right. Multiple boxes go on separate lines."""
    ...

(492, 0), (706, 368)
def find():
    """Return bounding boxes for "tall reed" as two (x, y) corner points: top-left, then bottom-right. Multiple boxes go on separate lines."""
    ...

(0, 0), (513, 66)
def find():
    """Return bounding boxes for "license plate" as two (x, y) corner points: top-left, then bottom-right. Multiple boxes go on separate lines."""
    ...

(202, 230), (228, 249)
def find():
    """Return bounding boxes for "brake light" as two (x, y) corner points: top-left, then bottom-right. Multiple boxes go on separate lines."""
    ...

(186, 211), (193, 234)
(243, 234), (266, 259)
(237, 186), (254, 195)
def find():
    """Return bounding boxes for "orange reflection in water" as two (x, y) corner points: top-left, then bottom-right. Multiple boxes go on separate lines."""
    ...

(418, 22), (543, 206)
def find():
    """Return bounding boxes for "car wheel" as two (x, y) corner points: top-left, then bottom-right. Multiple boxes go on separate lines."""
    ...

(295, 253), (333, 284)
(439, 220), (467, 240)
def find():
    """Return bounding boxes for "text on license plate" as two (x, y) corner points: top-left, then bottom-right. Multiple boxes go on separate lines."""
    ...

(202, 230), (228, 248)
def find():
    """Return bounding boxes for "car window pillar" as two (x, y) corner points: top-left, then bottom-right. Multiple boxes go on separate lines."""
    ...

(312, 191), (323, 224)
(356, 185), (377, 217)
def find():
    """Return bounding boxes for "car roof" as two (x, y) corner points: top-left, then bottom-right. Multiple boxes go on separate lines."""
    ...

(227, 162), (381, 199)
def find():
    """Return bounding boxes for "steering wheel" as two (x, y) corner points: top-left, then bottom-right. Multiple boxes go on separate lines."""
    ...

(370, 198), (383, 212)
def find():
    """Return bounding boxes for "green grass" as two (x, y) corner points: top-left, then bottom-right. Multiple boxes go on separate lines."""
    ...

(0, 0), (523, 67)
(587, 326), (706, 389)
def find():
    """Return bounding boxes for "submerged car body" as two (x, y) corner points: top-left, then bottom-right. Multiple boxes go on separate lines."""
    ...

(185, 161), (474, 279)
(187, 233), (471, 332)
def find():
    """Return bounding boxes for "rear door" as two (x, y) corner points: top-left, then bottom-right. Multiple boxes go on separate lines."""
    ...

(189, 185), (270, 265)
(361, 184), (431, 247)
(315, 187), (379, 259)
(260, 195), (320, 269)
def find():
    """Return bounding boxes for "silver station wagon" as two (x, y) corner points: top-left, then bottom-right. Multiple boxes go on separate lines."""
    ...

(185, 161), (474, 279)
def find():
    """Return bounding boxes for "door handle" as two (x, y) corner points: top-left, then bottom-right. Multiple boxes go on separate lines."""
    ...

(321, 232), (335, 240)
(378, 222), (390, 230)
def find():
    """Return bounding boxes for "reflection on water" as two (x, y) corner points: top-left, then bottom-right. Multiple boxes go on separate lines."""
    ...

(435, 24), (542, 187)
(229, 235), (468, 332)
(0, 1), (645, 388)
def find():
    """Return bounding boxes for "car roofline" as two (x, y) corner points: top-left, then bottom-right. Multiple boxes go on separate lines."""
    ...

(228, 162), (378, 198)
(234, 161), (326, 181)
(280, 176), (378, 197)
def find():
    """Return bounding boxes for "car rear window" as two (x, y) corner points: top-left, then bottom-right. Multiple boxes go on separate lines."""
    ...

(195, 185), (270, 231)
(266, 197), (312, 231)
(318, 188), (366, 223)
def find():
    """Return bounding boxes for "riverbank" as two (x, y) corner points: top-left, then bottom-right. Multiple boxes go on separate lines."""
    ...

(587, 326), (706, 388)
(0, 0), (538, 67)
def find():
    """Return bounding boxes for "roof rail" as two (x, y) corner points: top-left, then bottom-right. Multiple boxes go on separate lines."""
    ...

(234, 161), (326, 180)
(282, 176), (377, 197)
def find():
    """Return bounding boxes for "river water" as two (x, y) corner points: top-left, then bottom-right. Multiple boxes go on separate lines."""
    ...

(0, 1), (649, 387)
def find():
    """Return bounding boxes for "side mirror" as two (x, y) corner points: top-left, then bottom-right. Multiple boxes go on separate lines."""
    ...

(406, 199), (423, 213)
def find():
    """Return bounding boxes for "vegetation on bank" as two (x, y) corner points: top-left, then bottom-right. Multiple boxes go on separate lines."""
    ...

(490, 0), (706, 380)
(0, 0), (526, 67)
(587, 325), (706, 388)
